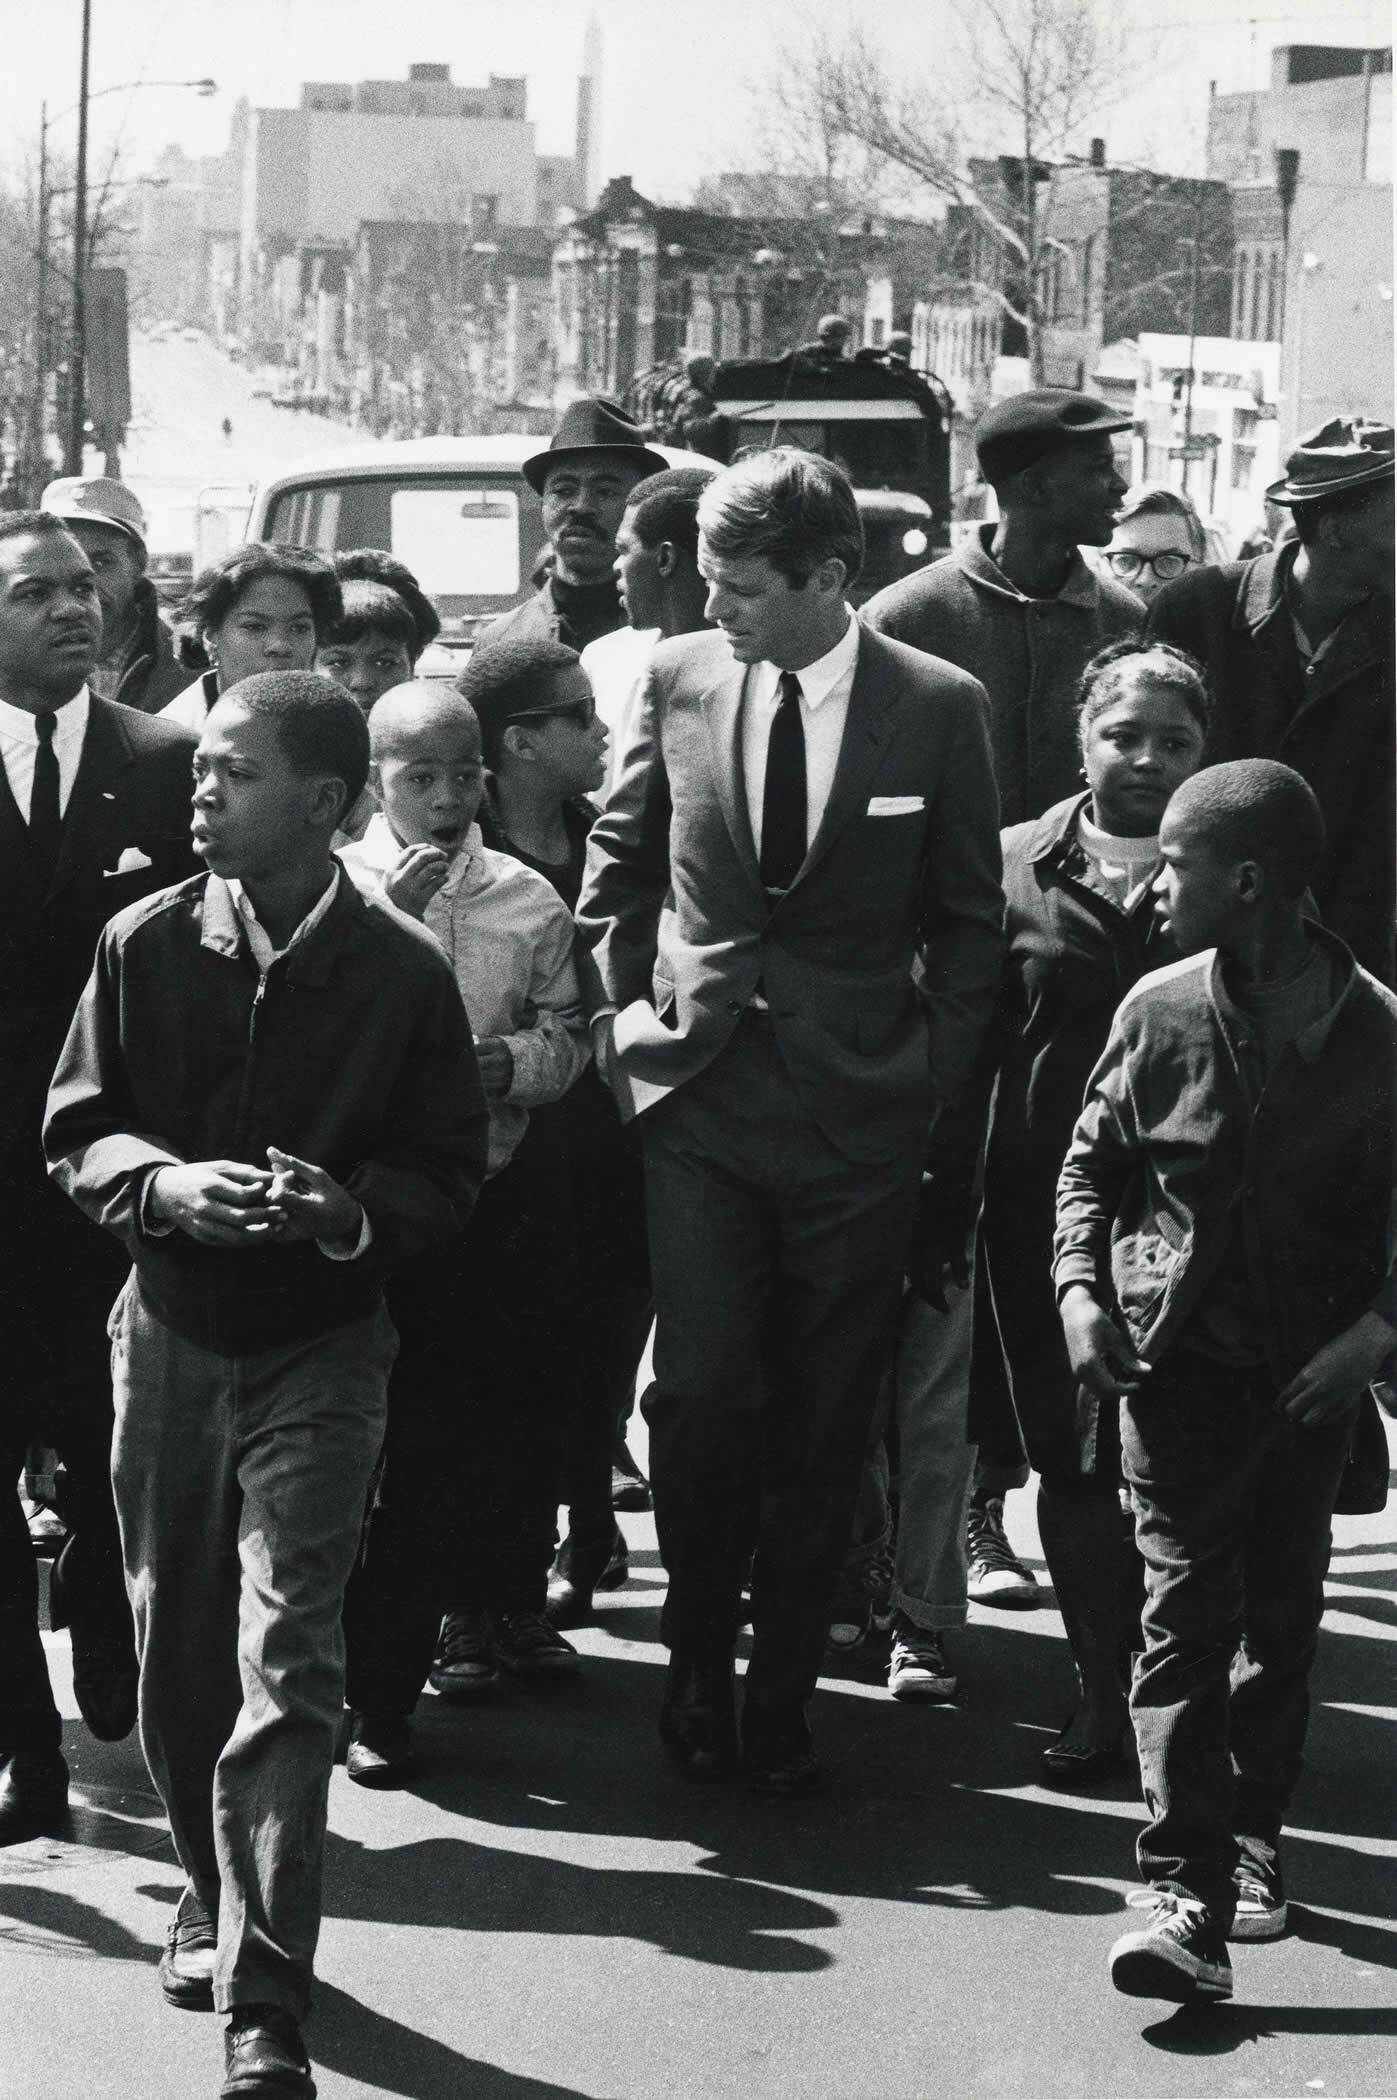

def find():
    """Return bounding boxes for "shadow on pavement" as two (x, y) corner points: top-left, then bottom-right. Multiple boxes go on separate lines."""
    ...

(1141, 2001), (1397, 2053)
(308, 1979), (604, 2100)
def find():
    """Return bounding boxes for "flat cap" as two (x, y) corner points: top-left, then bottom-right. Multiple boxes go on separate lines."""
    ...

(975, 388), (1132, 480)
(40, 475), (147, 547)
(1266, 416), (1394, 506)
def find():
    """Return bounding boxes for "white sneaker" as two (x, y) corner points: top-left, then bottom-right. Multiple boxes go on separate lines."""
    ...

(887, 1617), (957, 1701)
(1110, 1890), (1233, 2002)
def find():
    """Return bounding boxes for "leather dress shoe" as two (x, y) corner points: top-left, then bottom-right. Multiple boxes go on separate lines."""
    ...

(0, 1749), (69, 1845)
(1040, 1720), (1128, 1790)
(611, 1440), (651, 1511)
(345, 1713), (414, 1789)
(658, 1651), (738, 1779)
(742, 1703), (823, 1799)
(159, 1886), (217, 2010)
(50, 1549), (138, 1743)
(222, 2004), (315, 2097)
(545, 1526), (629, 1630)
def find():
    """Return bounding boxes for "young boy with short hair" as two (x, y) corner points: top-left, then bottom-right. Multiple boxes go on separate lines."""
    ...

(338, 682), (590, 1778)
(44, 670), (486, 2100)
(1054, 758), (1396, 2007)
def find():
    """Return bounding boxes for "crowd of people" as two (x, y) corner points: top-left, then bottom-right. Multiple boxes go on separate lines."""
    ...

(0, 383), (1391, 2098)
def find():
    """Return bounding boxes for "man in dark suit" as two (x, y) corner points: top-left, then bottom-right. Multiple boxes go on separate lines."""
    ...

(0, 512), (196, 1842)
(577, 449), (1003, 1793)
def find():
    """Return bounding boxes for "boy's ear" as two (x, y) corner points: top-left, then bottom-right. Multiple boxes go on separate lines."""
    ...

(368, 759), (384, 806)
(307, 774), (349, 831)
(501, 722), (531, 763)
(655, 540), (679, 579)
(1235, 857), (1265, 907)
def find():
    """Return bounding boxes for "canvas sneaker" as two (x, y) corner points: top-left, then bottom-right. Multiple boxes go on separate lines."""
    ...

(887, 1616), (958, 1701)
(1109, 1890), (1234, 2002)
(966, 1495), (1040, 1607)
(1230, 1846), (1288, 1941)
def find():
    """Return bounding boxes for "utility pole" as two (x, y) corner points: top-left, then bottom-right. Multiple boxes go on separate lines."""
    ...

(1182, 188), (1203, 449)
(65, 0), (93, 475)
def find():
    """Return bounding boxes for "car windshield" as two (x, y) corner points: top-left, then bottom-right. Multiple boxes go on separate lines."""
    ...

(735, 418), (928, 489)
(263, 475), (544, 633)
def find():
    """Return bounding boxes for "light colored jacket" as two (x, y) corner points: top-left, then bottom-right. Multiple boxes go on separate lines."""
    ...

(340, 814), (589, 1176)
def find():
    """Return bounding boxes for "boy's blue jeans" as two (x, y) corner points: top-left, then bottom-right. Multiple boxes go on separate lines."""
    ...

(109, 1277), (395, 2022)
(1121, 1349), (1352, 1923)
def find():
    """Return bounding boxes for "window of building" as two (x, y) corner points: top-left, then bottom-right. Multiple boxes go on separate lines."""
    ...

(1233, 249), (1251, 337)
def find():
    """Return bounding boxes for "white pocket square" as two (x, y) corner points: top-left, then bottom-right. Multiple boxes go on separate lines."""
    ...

(107, 845), (154, 875)
(867, 795), (925, 816)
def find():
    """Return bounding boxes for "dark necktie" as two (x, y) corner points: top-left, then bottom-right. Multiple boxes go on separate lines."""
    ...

(29, 709), (62, 880)
(759, 671), (807, 895)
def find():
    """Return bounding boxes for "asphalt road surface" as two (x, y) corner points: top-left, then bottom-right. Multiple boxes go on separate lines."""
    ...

(2, 1417), (1393, 2100)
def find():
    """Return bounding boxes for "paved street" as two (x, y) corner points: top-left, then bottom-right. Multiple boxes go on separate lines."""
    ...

(2, 1419), (1393, 2100)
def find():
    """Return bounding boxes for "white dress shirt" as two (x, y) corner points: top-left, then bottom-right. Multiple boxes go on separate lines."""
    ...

(0, 686), (90, 821)
(580, 624), (660, 801)
(742, 612), (860, 858)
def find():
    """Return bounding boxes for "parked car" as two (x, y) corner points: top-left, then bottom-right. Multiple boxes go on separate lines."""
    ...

(244, 435), (692, 674)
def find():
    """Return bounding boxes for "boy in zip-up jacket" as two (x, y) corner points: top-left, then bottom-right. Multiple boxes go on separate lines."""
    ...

(44, 671), (487, 2100)
(1053, 759), (1395, 2011)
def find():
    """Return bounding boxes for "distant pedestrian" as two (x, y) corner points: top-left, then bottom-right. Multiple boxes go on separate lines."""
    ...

(45, 670), (485, 2096)
(221, 416), (233, 442)
(1147, 416), (1395, 983)
(1056, 760), (1396, 2005)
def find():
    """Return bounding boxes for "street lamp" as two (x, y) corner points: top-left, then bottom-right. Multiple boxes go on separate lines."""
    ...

(45, 6), (217, 474)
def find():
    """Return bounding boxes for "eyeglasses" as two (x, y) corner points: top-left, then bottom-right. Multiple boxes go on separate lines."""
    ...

(1107, 549), (1195, 583)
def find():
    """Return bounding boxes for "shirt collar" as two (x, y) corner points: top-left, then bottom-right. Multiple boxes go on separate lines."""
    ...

(755, 609), (859, 711)
(0, 685), (91, 742)
(962, 525), (1102, 609)
(222, 865), (342, 972)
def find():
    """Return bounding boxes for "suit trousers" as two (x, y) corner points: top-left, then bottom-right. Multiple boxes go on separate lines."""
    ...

(1121, 1348), (1351, 1921)
(640, 1012), (922, 1714)
(109, 1277), (393, 2021)
(0, 1164), (133, 1762)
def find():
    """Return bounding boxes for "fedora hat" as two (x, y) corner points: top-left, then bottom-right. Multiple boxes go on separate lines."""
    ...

(524, 397), (669, 495)
(1266, 416), (1395, 506)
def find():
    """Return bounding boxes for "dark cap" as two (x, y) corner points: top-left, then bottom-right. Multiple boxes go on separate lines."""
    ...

(1266, 416), (1395, 506)
(40, 475), (147, 548)
(523, 397), (669, 496)
(975, 388), (1132, 482)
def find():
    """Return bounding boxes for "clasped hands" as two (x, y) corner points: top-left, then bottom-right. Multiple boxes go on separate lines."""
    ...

(148, 1147), (362, 1251)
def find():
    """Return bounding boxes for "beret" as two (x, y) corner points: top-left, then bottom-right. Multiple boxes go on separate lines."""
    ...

(1267, 416), (1394, 506)
(976, 389), (1132, 477)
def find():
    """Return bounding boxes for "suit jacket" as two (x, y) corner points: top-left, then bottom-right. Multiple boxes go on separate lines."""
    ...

(0, 694), (197, 1178)
(576, 621), (1004, 1164)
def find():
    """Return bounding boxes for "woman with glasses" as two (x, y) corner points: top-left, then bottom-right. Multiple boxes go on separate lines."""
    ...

(1103, 485), (1209, 606)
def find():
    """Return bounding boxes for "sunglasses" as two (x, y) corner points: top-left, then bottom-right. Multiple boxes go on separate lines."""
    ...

(505, 697), (597, 730)
(1107, 549), (1195, 583)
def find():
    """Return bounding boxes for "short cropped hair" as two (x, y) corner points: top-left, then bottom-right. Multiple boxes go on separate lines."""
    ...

(321, 580), (419, 656)
(455, 635), (582, 767)
(1166, 759), (1326, 899)
(697, 448), (863, 589)
(0, 511), (83, 551)
(1114, 482), (1208, 562)
(624, 466), (719, 559)
(220, 669), (370, 814)
(333, 548), (441, 652)
(178, 543), (342, 669)
(1077, 639), (1212, 740)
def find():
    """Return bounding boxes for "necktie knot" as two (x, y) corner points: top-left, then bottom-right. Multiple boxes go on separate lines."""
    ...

(35, 709), (57, 746)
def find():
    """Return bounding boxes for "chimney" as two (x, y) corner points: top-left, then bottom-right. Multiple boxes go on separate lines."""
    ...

(574, 12), (603, 210)
(1089, 137), (1106, 168)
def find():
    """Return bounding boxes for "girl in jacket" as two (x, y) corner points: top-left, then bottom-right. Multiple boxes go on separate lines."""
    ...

(975, 639), (1210, 1784)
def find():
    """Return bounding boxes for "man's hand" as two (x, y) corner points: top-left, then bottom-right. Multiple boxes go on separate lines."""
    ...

(1059, 1284), (1151, 1400)
(474, 1035), (515, 1100)
(264, 1146), (363, 1248)
(147, 1161), (277, 1246)
(1278, 1311), (1396, 1428)
(908, 1171), (974, 1315)
(591, 1012), (618, 1092)
(384, 844), (451, 920)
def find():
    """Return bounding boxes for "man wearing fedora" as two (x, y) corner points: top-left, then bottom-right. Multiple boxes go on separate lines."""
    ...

(1148, 417), (1395, 985)
(474, 399), (669, 664)
(40, 478), (187, 717)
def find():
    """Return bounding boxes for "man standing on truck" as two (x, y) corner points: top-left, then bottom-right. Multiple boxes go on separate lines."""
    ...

(472, 399), (668, 664)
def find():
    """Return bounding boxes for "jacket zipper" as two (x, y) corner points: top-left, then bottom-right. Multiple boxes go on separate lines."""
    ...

(233, 968), (271, 1154)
